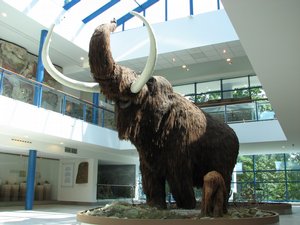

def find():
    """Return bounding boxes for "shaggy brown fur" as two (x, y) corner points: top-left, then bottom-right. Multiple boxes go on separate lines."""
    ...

(89, 21), (239, 212)
(201, 171), (227, 217)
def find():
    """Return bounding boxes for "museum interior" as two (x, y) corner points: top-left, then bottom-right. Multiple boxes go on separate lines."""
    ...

(0, 0), (299, 224)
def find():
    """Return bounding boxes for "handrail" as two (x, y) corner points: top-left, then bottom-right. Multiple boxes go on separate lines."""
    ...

(0, 66), (116, 129)
(0, 66), (275, 126)
(0, 67), (113, 112)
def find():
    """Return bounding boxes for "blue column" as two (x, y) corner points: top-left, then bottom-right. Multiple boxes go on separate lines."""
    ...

(0, 69), (4, 95)
(25, 150), (37, 210)
(33, 30), (48, 107)
(92, 93), (99, 125)
(189, 0), (194, 16)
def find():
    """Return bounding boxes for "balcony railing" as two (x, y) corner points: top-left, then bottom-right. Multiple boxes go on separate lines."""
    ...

(0, 67), (276, 129)
(0, 67), (116, 130)
(201, 100), (276, 123)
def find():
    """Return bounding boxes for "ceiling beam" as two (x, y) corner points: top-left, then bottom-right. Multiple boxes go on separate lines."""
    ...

(116, 0), (159, 27)
(82, 0), (120, 24)
(63, 0), (81, 11)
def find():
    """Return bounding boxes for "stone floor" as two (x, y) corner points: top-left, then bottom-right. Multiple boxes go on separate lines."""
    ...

(0, 203), (299, 224)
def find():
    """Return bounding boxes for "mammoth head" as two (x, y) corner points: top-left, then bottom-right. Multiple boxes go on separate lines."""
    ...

(42, 11), (157, 94)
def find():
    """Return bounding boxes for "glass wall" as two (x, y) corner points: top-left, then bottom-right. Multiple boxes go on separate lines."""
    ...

(196, 80), (221, 102)
(174, 75), (276, 123)
(233, 153), (300, 202)
(97, 165), (136, 200)
(173, 83), (195, 102)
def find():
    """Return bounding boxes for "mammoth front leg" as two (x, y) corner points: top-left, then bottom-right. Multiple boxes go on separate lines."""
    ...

(167, 171), (196, 209)
(140, 161), (167, 209)
(201, 171), (227, 217)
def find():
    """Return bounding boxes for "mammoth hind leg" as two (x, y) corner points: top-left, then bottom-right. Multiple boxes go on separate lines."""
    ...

(201, 171), (227, 217)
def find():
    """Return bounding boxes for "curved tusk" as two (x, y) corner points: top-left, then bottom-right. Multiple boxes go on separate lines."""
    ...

(42, 24), (100, 93)
(130, 11), (157, 93)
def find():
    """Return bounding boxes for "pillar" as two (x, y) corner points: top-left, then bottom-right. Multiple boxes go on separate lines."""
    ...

(92, 93), (99, 125)
(33, 29), (48, 106)
(25, 150), (37, 210)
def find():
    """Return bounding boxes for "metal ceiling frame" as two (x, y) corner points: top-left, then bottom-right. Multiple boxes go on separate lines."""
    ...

(116, 0), (159, 27)
(82, 0), (121, 24)
(63, 0), (81, 11)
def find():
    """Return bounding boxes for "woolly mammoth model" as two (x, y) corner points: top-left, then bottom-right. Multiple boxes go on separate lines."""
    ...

(42, 12), (239, 216)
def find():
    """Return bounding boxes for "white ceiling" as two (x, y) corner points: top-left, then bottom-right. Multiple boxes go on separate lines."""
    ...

(222, 0), (300, 153)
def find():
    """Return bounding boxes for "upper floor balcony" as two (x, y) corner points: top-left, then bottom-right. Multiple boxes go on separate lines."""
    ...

(0, 67), (286, 158)
(0, 67), (276, 128)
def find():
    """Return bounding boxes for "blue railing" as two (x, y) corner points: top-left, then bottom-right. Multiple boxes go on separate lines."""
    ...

(0, 67), (116, 130)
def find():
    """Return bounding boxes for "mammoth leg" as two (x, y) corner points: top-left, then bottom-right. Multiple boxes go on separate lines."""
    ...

(223, 172), (233, 214)
(167, 172), (196, 209)
(201, 171), (226, 217)
(140, 161), (166, 209)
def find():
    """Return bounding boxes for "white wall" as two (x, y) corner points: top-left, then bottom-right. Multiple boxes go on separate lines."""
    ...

(230, 120), (286, 144)
(0, 95), (135, 159)
(57, 158), (98, 203)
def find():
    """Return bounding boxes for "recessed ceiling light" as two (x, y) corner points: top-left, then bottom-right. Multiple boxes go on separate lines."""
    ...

(186, 68), (190, 71)
(172, 58), (176, 62)
(226, 58), (231, 62)
(223, 49), (227, 54)
(182, 65), (187, 69)
(1, 12), (7, 17)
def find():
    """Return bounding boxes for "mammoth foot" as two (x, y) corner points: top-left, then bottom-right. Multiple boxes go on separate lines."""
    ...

(200, 171), (227, 217)
(146, 199), (167, 209)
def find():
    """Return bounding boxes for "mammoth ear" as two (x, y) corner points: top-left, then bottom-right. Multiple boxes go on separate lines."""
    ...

(146, 77), (157, 95)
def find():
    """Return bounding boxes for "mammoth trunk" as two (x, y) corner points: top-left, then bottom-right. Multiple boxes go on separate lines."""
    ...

(88, 22), (139, 102)
(89, 22), (116, 79)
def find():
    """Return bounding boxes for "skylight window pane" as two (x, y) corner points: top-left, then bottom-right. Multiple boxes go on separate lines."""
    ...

(145, 0), (165, 24)
(27, 1), (63, 27)
(167, 0), (189, 21)
(219, 1), (224, 10)
(88, 0), (141, 27)
(3, 0), (32, 12)
(194, 0), (218, 15)
(116, 0), (146, 30)
(57, 0), (111, 41)
(124, 16), (144, 30)
(66, 0), (109, 23)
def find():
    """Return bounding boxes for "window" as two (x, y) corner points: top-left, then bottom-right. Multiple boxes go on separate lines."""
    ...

(196, 80), (221, 103)
(222, 77), (249, 99)
(233, 153), (300, 202)
(173, 83), (195, 101)
(167, 0), (190, 21)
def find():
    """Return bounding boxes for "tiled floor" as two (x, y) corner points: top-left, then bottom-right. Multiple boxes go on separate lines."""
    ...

(0, 204), (299, 224)
(0, 204), (93, 225)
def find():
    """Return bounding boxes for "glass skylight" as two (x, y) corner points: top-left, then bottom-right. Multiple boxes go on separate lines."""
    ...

(3, 0), (222, 50)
